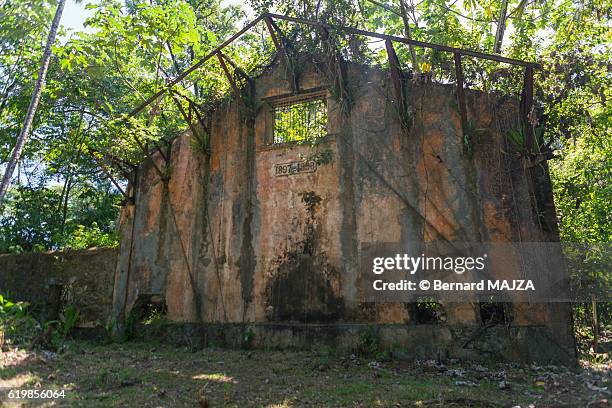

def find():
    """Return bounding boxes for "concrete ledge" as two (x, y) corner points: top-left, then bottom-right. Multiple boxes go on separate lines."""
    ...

(133, 322), (576, 365)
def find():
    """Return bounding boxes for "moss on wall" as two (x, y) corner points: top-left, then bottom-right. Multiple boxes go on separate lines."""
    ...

(0, 248), (117, 328)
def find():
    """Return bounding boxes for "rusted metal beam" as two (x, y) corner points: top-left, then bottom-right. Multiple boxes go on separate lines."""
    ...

(187, 99), (210, 135)
(151, 140), (168, 162)
(217, 51), (250, 82)
(107, 157), (135, 181)
(128, 13), (539, 120)
(522, 66), (534, 153)
(89, 148), (136, 184)
(267, 13), (541, 69)
(385, 39), (406, 115)
(90, 150), (129, 199)
(190, 102), (209, 136)
(114, 166), (135, 184)
(132, 134), (154, 160)
(217, 52), (242, 102)
(267, 17), (289, 53)
(128, 14), (265, 118)
(118, 13), (543, 171)
(264, 15), (282, 53)
(454, 52), (468, 132)
(267, 17), (299, 93)
(90, 148), (136, 170)
(129, 130), (166, 180)
(171, 91), (203, 144)
(177, 93), (210, 136)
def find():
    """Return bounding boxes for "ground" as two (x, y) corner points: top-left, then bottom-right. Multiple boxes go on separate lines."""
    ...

(0, 341), (610, 407)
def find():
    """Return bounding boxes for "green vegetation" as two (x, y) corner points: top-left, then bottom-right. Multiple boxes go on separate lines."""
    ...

(0, 293), (82, 351)
(0, 340), (609, 407)
(0, 0), (243, 252)
(0, 185), (119, 252)
(0, 294), (39, 347)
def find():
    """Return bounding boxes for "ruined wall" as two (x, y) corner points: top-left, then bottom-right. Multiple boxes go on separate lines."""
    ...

(0, 248), (117, 327)
(111, 59), (573, 359)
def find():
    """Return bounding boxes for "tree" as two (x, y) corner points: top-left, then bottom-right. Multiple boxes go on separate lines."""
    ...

(0, 0), (608, 266)
(0, 0), (245, 252)
(0, 0), (66, 205)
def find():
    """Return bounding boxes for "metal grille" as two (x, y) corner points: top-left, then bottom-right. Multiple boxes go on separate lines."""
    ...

(273, 96), (327, 144)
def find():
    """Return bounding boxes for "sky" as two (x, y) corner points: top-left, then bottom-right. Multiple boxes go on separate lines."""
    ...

(61, 0), (94, 33)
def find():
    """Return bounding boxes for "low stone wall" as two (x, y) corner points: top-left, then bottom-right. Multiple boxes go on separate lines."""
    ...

(0, 248), (117, 328)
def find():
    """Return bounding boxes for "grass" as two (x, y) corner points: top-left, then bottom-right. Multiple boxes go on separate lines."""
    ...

(0, 340), (609, 407)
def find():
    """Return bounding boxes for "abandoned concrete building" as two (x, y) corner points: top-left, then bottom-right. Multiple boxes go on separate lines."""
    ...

(0, 16), (576, 364)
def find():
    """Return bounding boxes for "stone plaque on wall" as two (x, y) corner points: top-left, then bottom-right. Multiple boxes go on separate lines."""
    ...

(273, 160), (317, 177)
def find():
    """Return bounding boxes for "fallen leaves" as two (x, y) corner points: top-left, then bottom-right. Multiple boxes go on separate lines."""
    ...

(0, 341), (609, 407)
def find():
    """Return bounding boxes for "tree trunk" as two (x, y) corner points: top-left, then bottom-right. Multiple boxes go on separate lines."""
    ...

(58, 108), (87, 229)
(398, 0), (419, 72)
(0, 0), (66, 205)
(592, 294), (599, 353)
(493, 0), (508, 54)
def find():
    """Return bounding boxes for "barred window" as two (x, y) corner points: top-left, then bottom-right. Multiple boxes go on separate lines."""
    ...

(273, 95), (327, 144)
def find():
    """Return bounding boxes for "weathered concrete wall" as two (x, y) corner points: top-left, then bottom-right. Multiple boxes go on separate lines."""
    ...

(111, 58), (574, 361)
(0, 248), (117, 328)
(133, 322), (572, 364)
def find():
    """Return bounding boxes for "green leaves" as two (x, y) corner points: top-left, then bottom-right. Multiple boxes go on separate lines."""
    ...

(552, 132), (612, 243)
(0, 184), (121, 253)
(63, 222), (118, 249)
(0, 0), (246, 252)
(1, 0), (608, 255)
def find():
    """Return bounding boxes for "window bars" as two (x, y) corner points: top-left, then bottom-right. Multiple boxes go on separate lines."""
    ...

(273, 95), (327, 144)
